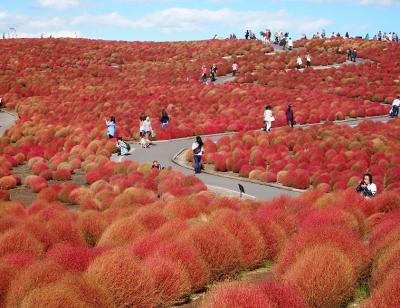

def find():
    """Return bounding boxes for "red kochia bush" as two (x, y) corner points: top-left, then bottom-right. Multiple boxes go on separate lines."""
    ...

(210, 209), (266, 268)
(145, 256), (191, 305)
(258, 280), (306, 308)
(275, 227), (369, 279)
(25, 175), (48, 193)
(85, 248), (157, 307)
(19, 275), (113, 308)
(97, 217), (147, 247)
(203, 282), (273, 308)
(0, 176), (17, 190)
(46, 243), (98, 273)
(281, 244), (356, 308)
(156, 240), (210, 291)
(0, 263), (18, 307)
(366, 268), (400, 308)
(250, 214), (287, 260)
(181, 223), (242, 280)
(6, 260), (66, 307)
(0, 228), (44, 258)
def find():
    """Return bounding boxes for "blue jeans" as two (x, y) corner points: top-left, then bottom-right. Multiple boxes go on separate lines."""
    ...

(194, 155), (202, 173)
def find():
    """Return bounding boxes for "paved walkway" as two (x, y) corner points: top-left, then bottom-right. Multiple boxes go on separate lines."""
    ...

(116, 115), (390, 200)
(0, 111), (16, 136)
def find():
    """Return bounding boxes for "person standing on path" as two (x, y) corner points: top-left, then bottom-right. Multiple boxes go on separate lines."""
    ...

(139, 114), (147, 148)
(210, 64), (218, 82)
(286, 105), (295, 127)
(201, 65), (208, 83)
(306, 54), (311, 67)
(263, 105), (275, 132)
(390, 95), (400, 117)
(105, 116), (116, 139)
(232, 62), (238, 77)
(287, 38), (293, 50)
(296, 56), (303, 70)
(347, 48), (352, 61)
(192, 136), (204, 174)
(160, 109), (170, 128)
(351, 49), (358, 62)
(143, 116), (153, 147)
(245, 30), (250, 40)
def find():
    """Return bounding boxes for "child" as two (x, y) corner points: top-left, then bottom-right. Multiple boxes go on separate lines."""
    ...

(264, 105), (275, 132)
(116, 137), (131, 156)
(105, 116), (116, 139)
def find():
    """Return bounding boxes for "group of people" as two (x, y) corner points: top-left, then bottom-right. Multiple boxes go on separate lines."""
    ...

(346, 48), (358, 62)
(296, 54), (312, 69)
(245, 30), (257, 40)
(105, 109), (170, 155)
(263, 104), (295, 132)
(201, 64), (218, 83)
(374, 31), (399, 42)
(274, 31), (290, 48)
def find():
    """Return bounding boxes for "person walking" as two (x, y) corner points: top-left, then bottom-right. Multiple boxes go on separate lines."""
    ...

(306, 54), (311, 67)
(245, 30), (250, 40)
(105, 116), (116, 139)
(142, 116), (153, 147)
(356, 173), (377, 198)
(296, 56), (303, 69)
(287, 38), (294, 50)
(263, 105), (275, 132)
(347, 48), (352, 61)
(351, 49), (358, 62)
(139, 114), (147, 148)
(286, 105), (295, 127)
(390, 95), (400, 117)
(201, 64), (207, 83)
(160, 109), (170, 128)
(210, 64), (218, 82)
(192, 136), (204, 174)
(232, 62), (238, 77)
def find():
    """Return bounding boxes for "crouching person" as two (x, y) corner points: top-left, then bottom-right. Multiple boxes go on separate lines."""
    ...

(356, 173), (377, 198)
(116, 137), (131, 156)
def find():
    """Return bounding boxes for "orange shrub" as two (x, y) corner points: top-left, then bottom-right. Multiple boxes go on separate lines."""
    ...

(282, 244), (356, 307)
(181, 223), (242, 280)
(85, 248), (157, 307)
(210, 209), (266, 268)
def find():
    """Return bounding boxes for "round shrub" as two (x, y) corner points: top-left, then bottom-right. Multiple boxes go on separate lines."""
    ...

(181, 223), (242, 280)
(97, 217), (147, 247)
(281, 244), (356, 308)
(203, 282), (273, 308)
(6, 260), (66, 307)
(210, 209), (266, 268)
(85, 248), (157, 307)
(145, 256), (191, 305)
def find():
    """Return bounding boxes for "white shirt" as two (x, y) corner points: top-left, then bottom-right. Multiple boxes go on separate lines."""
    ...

(143, 119), (152, 132)
(264, 110), (273, 121)
(392, 98), (400, 107)
(297, 57), (303, 65)
(232, 63), (238, 71)
(367, 183), (377, 197)
(288, 39), (293, 47)
(192, 142), (204, 156)
(306, 55), (311, 62)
